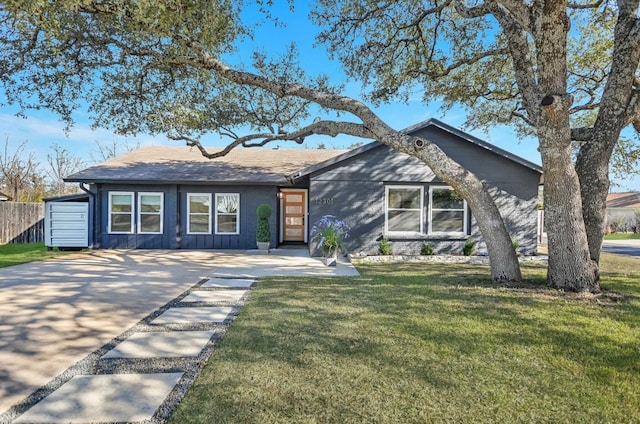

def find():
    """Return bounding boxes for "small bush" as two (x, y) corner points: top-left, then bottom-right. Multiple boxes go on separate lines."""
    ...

(512, 238), (520, 253)
(378, 238), (392, 255)
(420, 242), (434, 256)
(256, 204), (272, 242)
(256, 204), (272, 219)
(463, 238), (475, 256)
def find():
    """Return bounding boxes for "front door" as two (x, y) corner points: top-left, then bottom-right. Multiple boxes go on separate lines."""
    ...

(281, 190), (307, 242)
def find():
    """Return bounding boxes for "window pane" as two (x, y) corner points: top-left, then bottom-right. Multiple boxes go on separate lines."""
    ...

(111, 214), (132, 232)
(432, 189), (464, 209)
(217, 195), (238, 213)
(432, 211), (464, 232)
(388, 210), (421, 232)
(111, 195), (132, 212)
(140, 214), (161, 233)
(217, 215), (237, 233)
(140, 195), (162, 212)
(388, 188), (421, 209)
(189, 196), (210, 214)
(189, 215), (210, 233)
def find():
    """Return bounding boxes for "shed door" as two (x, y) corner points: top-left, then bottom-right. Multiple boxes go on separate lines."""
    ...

(281, 190), (307, 242)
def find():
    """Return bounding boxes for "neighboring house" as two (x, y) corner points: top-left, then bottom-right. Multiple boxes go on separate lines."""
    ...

(64, 119), (543, 255)
(606, 192), (640, 233)
(0, 191), (11, 202)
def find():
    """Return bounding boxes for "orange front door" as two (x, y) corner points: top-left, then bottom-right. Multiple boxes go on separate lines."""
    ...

(282, 191), (306, 242)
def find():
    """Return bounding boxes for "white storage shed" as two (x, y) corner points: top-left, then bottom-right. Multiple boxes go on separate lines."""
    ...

(44, 194), (90, 249)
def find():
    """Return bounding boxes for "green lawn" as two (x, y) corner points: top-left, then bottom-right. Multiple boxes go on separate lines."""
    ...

(0, 242), (82, 268)
(604, 232), (640, 240)
(170, 256), (640, 424)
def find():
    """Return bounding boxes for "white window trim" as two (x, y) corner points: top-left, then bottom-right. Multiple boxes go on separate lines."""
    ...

(215, 193), (240, 235)
(428, 186), (468, 236)
(385, 185), (424, 235)
(137, 192), (164, 234)
(108, 191), (134, 234)
(187, 193), (212, 235)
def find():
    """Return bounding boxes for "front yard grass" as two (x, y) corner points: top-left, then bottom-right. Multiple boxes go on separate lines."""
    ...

(0, 242), (81, 268)
(170, 254), (640, 423)
(604, 232), (640, 240)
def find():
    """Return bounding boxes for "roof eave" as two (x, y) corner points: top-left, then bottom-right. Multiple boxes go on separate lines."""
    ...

(402, 118), (543, 174)
(64, 178), (290, 186)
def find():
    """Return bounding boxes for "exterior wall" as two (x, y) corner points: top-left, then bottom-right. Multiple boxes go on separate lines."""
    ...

(308, 129), (540, 256)
(95, 183), (278, 249)
(178, 185), (277, 249)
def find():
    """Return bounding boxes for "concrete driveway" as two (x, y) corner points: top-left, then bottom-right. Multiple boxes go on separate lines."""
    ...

(0, 250), (223, 414)
(601, 239), (640, 257)
(0, 248), (359, 416)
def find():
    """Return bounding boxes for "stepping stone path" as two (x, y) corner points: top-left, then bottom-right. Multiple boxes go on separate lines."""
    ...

(12, 276), (254, 424)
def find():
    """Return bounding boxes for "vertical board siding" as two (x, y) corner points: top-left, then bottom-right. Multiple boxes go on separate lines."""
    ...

(97, 184), (278, 250)
(0, 202), (45, 244)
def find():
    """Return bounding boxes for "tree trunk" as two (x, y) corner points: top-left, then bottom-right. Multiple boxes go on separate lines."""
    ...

(539, 131), (599, 292)
(576, 142), (613, 264)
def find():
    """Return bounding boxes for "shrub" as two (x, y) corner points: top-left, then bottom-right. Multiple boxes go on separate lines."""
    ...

(310, 215), (350, 256)
(420, 242), (434, 256)
(378, 237), (392, 255)
(512, 238), (520, 253)
(463, 238), (475, 256)
(256, 204), (272, 243)
(256, 204), (272, 219)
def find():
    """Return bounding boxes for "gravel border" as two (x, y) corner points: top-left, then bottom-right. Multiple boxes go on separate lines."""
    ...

(1, 276), (255, 424)
(350, 254), (548, 264)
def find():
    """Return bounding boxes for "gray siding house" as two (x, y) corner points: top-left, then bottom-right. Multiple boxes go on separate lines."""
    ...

(65, 119), (542, 255)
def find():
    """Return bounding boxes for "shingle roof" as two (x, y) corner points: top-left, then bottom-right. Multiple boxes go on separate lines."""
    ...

(65, 146), (349, 185)
(606, 192), (640, 209)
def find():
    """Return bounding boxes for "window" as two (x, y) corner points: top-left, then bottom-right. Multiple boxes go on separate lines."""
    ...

(215, 193), (239, 234)
(109, 192), (134, 233)
(187, 193), (211, 234)
(385, 186), (424, 233)
(429, 186), (467, 234)
(138, 193), (163, 234)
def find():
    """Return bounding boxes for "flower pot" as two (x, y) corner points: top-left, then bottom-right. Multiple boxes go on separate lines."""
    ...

(256, 241), (270, 253)
(324, 251), (337, 267)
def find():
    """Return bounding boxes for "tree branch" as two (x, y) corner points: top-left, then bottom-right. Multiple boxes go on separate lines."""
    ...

(486, 2), (540, 122)
(567, 0), (604, 9)
(168, 120), (376, 159)
(431, 47), (510, 77)
(454, 1), (492, 18)
(571, 126), (594, 142)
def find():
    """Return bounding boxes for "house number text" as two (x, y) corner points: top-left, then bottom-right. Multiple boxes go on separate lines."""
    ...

(315, 197), (334, 205)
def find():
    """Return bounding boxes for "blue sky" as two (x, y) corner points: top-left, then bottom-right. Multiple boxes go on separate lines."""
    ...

(1, 2), (638, 191)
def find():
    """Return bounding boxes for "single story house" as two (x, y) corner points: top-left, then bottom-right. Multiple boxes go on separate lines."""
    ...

(605, 192), (640, 233)
(64, 119), (543, 255)
(0, 191), (11, 202)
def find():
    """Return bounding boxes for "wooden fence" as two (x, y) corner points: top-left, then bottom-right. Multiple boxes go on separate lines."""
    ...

(0, 202), (45, 244)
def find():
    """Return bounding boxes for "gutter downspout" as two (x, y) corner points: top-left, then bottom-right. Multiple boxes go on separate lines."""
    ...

(79, 182), (96, 249)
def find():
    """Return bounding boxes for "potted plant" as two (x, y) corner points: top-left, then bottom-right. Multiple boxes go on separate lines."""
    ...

(256, 203), (272, 253)
(310, 215), (350, 266)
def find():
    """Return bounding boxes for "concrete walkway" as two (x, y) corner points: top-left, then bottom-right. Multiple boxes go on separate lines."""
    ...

(0, 248), (359, 423)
